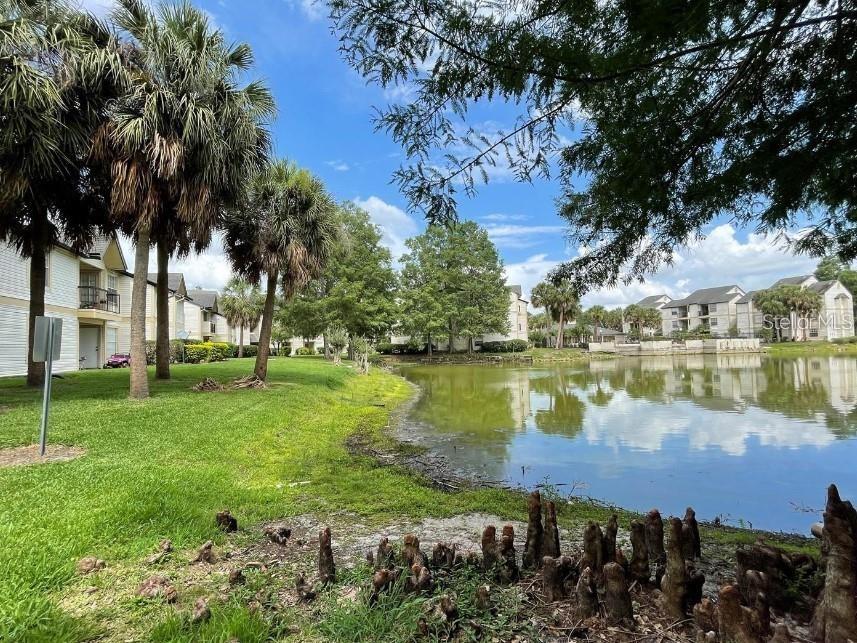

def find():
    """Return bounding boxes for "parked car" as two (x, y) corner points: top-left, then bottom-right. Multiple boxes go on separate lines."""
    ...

(104, 353), (131, 368)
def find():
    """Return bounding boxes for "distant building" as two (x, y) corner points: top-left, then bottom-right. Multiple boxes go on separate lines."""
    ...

(659, 285), (745, 336)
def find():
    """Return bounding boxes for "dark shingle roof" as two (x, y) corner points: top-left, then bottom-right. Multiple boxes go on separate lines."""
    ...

(808, 280), (836, 294)
(147, 272), (185, 293)
(772, 275), (813, 287)
(736, 291), (757, 304)
(665, 285), (743, 307)
(188, 289), (218, 310)
(637, 294), (670, 308)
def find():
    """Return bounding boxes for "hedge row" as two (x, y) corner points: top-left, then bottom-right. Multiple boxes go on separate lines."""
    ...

(481, 339), (529, 353)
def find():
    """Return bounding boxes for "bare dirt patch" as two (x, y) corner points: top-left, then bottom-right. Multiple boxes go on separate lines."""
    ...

(0, 444), (85, 468)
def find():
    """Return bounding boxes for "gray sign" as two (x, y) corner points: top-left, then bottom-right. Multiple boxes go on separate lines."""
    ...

(33, 316), (63, 362)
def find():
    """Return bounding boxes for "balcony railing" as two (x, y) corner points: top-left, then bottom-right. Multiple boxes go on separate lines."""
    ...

(79, 286), (120, 314)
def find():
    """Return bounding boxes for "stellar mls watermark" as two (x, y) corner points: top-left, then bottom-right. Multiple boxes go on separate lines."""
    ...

(761, 312), (855, 331)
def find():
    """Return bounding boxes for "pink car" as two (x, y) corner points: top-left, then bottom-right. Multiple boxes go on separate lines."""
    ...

(104, 353), (131, 368)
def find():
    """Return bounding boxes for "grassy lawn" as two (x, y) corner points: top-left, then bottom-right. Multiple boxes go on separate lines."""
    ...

(764, 340), (857, 356)
(0, 357), (814, 641)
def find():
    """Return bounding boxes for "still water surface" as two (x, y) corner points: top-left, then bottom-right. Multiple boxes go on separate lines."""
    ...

(399, 355), (857, 534)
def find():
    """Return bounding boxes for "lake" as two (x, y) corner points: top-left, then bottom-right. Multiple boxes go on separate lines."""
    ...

(398, 354), (857, 534)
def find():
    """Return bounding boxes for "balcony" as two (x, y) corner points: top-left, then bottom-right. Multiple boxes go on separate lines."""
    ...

(79, 286), (120, 314)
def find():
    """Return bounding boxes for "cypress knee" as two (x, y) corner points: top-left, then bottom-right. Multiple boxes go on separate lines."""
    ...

(543, 501), (561, 558)
(481, 525), (499, 572)
(629, 519), (650, 584)
(523, 491), (544, 569)
(604, 562), (633, 626)
(318, 527), (335, 585)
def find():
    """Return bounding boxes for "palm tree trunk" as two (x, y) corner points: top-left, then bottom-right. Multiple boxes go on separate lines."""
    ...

(254, 270), (278, 380)
(595, 320), (600, 342)
(26, 215), (48, 387)
(130, 229), (151, 399)
(238, 326), (244, 357)
(557, 310), (565, 349)
(155, 242), (170, 379)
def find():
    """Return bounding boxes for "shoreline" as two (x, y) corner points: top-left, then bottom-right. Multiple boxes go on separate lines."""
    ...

(361, 366), (818, 552)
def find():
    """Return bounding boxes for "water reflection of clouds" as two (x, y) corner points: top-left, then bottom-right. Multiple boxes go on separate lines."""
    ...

(573, 388), (837, 456)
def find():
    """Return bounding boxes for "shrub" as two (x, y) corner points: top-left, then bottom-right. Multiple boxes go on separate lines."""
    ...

(145, 340), (157, 365)
(481, 339), (530, 353)
(295, 347), (315, 356)
(241, 344), (258, 358)
(208, 342), (230, 362)
(316, 347), (326, 355)
(169, 339), (184, 363)
(185, 343), (212, 363)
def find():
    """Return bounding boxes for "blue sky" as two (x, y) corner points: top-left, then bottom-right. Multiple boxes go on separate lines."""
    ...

(88, 0), (822, 308)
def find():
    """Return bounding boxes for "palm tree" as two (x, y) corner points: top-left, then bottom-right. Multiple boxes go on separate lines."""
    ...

(784, 286), (822, 341)
(0, 0), (123, 385)
(588, 305), (607, 342)
(99, 0), (273, 397)
(532, 279), (580, 349)
(225, 161), (338, 381)
(220, 277), (264, 357)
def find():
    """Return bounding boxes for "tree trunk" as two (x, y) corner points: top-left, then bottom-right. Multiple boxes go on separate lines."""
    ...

(238, 326), (244, 358)
(26, 218), (48, 387)
(155, 242), (170, 379)
(556, 311), (565, 349)
(594, 320), (600, 343)
(468, 337), (473, 355)
(130, 229), (151, 399)
(448, 326), (454, 353)
(254, 270), (278, 381)
(427, 333), (432, 357)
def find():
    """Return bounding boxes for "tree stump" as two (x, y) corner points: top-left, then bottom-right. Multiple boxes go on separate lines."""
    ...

(499, 525), (519, 583)
(523, 490), (544, 569)
(216, 510), (238, 532)
(604, 562), (634, 626)
(582, 521), (604, 578)
(603, 514), (618, 565)
(693, 597), (717, 633)
(661, 517), (690, 619)
(543, 501), (561, 559)
(403, 533), (426, 567)
(481, 525), (499, 572)
(375, 537), (395, 570)
(432, 542), (456, 571)
(811, 484), (857, 643)
(646, 509), (666, 583)
(629, 519), (650, 584)
(718, 584), (764, 643)
(370, 568), (398, 605)
(683, 507), (701, 560)
(405, 563), (433, 594)
(318, 527), (336, 585)
(575, 566), (598, 620)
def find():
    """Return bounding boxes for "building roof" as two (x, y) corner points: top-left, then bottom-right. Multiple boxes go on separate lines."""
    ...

(665, 285), (744, 307)
(808, 280), (837, 294)
(772, 275), (814, 287)
(187, 289), (218, 310)
(147, 272), (186, 294)
(56, 233), (127, 270)
(637, 294), (670, 308)
(735, 291), (757, 304)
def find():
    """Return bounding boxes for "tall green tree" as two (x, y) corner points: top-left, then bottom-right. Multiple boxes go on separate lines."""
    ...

(318, 202), (398, 351)
(0, 0), (123, 386)
(754, 288), (791, 342)
(100, 0), (273, 397)
(224, 161), (338, 381)
(754, 285), (821, 341)
(399, 222), (509, 354)
(220, 276), (264, 358)
(333, 0), (857, 290)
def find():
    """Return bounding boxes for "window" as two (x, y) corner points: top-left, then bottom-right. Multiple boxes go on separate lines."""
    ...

(709, 303), (717, 313)
(671, 309), (678, 316)
(810, 328), (819, 338)
(672, 321), (680, 329)
(710, 318), (718, 326)
(107, 274), (117, 292)
(106, 327), (117, 357)
(80, 271), (98, 287)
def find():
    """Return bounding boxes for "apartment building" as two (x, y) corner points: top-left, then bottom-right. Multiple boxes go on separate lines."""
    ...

(660, 285), (745, 336)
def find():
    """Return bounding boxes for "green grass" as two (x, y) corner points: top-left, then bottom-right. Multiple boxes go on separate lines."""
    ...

(0, 357), (814, 641)
(764, 340), (857, 356)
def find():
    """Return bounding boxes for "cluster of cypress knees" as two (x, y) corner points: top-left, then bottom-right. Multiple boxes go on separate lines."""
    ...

(310, 485), (856, 642)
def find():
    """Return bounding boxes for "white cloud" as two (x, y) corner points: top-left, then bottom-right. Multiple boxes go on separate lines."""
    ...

(503, 253), (560, 302)
(502, 224), (819, 310)
(485, 223), (566, 250)
(284, 0), (325, 21)
(326, 160), (351, 172)
(353, 195), (421, 263)
(481, 213), (530, 222)
(118, 233), (233, 291)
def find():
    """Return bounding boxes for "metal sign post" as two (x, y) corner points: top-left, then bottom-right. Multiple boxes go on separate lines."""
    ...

(33, 317), (62, 457)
